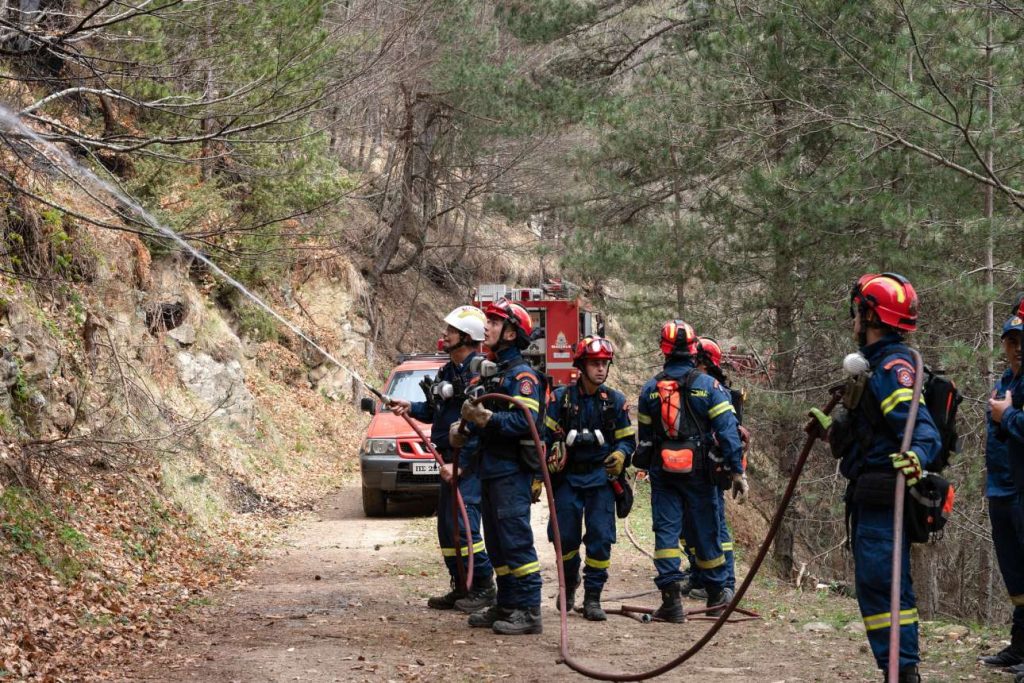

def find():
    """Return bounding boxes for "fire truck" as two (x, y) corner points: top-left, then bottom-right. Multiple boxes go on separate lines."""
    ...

(474, 279), (602, 387)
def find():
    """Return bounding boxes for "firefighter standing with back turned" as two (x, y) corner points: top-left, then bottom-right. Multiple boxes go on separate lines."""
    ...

(635, 320), (747, 623)
(986, 303), (1024, 683)
(389, 306), (496, 613)
(543, 336), (635, 621)
(679, 337), (751, 600)
(450, 297), (545, 635)
(812, 273), (941, 683)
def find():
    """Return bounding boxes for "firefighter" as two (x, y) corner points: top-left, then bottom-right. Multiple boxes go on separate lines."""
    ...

(450, 297), (545, 635)
(636, 320), (746, 623)
(985, 310), (1024, 673)
(543, 336), (636, 621)
(680, 337), (750, 599)
(390, 306), (495, 613)
(814, 273), (941, 683)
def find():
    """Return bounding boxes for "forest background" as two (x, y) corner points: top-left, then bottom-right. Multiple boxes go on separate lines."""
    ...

(1, 0), (1022, 676)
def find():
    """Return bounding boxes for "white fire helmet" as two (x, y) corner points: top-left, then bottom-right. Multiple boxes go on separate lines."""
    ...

(444, 305), (486, 342)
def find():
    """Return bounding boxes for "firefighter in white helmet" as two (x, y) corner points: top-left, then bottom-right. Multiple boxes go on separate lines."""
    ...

(391, 306), (495, 611)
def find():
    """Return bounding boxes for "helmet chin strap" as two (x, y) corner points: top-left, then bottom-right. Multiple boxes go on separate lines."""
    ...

(443, 335), (471, 354)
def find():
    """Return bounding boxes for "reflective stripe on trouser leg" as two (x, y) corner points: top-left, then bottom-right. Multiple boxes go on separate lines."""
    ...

(680, 474), (727, 592)
(989, 495), (1024, 632)
(651, 472), (686, 589)
(853, 504), (920, 671)
(581, 483), (616, 591)
(548, 479), (583, 587)
(438, 481), (493, 584)
(490, 470), (542, 608)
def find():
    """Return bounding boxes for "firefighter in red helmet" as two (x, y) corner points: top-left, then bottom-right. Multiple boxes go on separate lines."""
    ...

(543, 336), (635, 621)
(450, 297), (546, 635)
(634, 320), (746, 622)
(814, 273), (941, 682)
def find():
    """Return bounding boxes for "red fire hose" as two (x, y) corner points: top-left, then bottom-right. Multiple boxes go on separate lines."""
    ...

(398, 414), (475, 593)
(887, 349), (925, 683)
(471, 388), (843, 681)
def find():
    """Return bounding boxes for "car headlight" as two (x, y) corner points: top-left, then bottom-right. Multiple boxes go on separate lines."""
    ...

(366, 438), (397, 455)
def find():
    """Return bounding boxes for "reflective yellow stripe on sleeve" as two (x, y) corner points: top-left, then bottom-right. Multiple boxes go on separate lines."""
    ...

(614, 425), (636, 439)
(707, 401), (735, 419)
(637, 413), (652, 425)
(544, 416), (560, 431)
(513, 396), (540, 412)
(880, 388), (913, 415)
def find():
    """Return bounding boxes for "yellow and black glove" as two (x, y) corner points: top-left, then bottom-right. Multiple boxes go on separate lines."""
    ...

(531, 478), (543, 503)
(889, 451), (923, 486)
(604, 450), (625, 477)
(547, 441), (567, 473)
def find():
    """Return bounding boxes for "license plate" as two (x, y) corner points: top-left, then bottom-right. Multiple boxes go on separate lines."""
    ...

(412, 461), (439, 475)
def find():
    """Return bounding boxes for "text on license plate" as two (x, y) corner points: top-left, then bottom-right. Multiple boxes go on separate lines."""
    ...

(412, 461), (439, 475)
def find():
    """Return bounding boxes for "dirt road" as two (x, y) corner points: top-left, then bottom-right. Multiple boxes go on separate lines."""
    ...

(119, 485), (1001, 682)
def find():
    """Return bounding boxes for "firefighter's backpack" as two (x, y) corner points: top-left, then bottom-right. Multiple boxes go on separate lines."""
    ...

(654, 372), (707, 475)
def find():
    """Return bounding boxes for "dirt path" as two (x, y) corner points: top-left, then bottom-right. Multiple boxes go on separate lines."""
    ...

(119, 485), (1004, 683)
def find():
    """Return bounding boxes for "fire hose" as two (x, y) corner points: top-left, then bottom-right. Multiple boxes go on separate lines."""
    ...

(362, 384), (476, 594)
(472, 388), (842, 681)
(887, 349), (924, 683)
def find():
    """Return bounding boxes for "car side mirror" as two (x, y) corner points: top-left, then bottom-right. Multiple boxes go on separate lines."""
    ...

(360, 397), (376, 415)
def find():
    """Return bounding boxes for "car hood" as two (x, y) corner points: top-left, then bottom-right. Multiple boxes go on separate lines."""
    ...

(366, 411), (430, 439)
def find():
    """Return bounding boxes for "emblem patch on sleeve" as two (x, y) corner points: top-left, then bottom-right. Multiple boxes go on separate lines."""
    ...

(896, 367), (914, 388)
(519, 379), (534, 395)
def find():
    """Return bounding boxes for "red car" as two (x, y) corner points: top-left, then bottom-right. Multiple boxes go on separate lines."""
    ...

(358, 354), (446, 516)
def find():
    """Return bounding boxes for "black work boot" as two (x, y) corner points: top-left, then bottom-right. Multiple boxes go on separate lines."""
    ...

(1010, 662), (1024, 675)
(689, 587), (708, 600)
(492, 606), (543, 635)
(980, 629), (1024, 668)
(426, 581), (465, 610)
(896, 665), (921, 683)
(557, 581), (578, 612)
(1015, 672), (1024, 683)
(706, 586), (734, 617)
(467, 604), (511, 628)
(652, 582), (686, 623)
(454, 578), (497, 614)
(582, 589), (607, 621)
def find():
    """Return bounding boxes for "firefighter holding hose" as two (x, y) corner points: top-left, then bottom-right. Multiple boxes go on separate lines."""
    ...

(543, 335), (635, 621)
(812, 273), (941, 683)
(451, 297), (545, 635)
(390, 306), (496, 613)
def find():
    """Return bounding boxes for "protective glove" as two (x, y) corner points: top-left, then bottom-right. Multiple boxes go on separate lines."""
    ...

(730, 472), (749, 504)
(547, 441), (567, 473)
(604, 450), (625, 477)
(889, 451), (923, 486)
(530, 478), (543, 503)
(449, 420), (468, 449)
(461, 399), (493, 428)
(808, 407), (832, 440)
(389, 398), (412, 417)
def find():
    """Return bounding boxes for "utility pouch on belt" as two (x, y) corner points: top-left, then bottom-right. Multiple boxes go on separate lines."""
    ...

(632, 440), (653, 470)
(519, 440), (543, 473)
(660, 438), (701, 475)
(850, 469), (897, 507)
(905, 473), (954, 544)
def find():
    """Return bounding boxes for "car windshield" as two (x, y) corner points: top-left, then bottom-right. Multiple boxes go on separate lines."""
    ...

(382, 369), (437, 409)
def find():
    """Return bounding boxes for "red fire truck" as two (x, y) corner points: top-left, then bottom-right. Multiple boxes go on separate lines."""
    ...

(474, 280), (602, 387)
